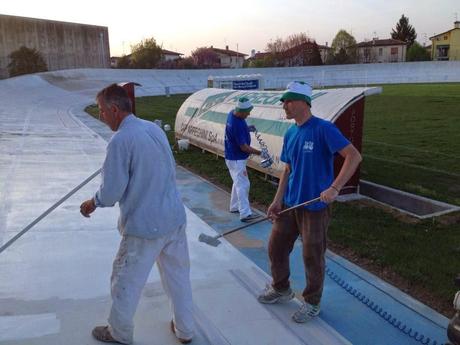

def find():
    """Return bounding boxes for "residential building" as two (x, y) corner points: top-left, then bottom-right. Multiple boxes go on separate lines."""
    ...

(278, 41), (323, 66)
(430, 21), (460, 61)
(356, 38), (407, 63)
(211, 46), (247, 68)
(0, 14), (109, 79)
(318, 43), (332, 64)
(161, 49), (183, 61)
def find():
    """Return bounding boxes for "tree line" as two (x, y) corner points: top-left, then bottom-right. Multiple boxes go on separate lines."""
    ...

(6, 14), (432, 77)
(115, 14), (430, 69)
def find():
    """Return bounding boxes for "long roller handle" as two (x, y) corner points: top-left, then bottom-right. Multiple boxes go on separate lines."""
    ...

(0, 169), (101, 255)
(216, 196), (322, 239)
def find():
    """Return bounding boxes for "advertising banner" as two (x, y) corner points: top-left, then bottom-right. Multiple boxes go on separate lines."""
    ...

(175, 87), (379, 188)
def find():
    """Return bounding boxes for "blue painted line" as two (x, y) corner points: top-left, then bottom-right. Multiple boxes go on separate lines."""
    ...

(175, 166), (449, 345)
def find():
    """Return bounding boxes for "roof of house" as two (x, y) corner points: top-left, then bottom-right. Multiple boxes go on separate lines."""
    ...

(250, 52), (271, 60)
(211, 47), (248, 57)
(429, 25), (460, 39)
(161, 49), (183, 56)
(356, 38), (407, 47)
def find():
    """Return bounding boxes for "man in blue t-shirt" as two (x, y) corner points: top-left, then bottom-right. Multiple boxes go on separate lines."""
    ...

(257, 82), (362, 323)
(224, 97), (263, 222)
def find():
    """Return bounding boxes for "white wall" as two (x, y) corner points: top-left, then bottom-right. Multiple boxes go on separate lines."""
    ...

(32, 60), (460, 98)
(358, 45), (406, 63)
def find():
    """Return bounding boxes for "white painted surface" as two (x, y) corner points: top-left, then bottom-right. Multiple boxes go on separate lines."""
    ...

(0, 314), (60, 341)
(0, 71), (351, 344)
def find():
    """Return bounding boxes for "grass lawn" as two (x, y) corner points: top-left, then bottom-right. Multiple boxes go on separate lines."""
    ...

(362, 83), (460, 205)
(86, 84), (460, 316)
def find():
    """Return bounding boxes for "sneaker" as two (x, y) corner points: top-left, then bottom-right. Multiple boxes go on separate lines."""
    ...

(240, 213), (261, 222)
(292, 302), (320, 323)
(229, 209), (239, 213)
(170, 320), (192, 344)
(257, 284), (295, 304)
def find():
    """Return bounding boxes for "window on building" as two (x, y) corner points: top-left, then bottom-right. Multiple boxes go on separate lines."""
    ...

(391, 47), (398, 55)
(379, 48), (383, 56)
(436, 45), (450, 61)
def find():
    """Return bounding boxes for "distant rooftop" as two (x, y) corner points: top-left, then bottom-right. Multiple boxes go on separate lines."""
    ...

(356, 38), (407, 47)
(211, 46), (248, 57)
(161, 49), (183, 56)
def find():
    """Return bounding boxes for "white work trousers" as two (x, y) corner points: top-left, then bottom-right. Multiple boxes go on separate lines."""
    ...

(225, 159), (251, 218)
(108, 224), (194, 344)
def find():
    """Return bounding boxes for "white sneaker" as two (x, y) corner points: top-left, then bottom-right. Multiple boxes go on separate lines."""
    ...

(292, 302), (320, 323)
(257, 285), (295, 304)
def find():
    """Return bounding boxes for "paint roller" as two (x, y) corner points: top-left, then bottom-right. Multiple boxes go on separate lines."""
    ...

(198, 197), (321, 247)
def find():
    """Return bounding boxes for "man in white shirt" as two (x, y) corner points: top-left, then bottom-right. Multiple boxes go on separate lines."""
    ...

(80, 84), (194, 344)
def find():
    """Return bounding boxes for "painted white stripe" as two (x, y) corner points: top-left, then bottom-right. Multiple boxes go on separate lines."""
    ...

(0, 313), (60, 341)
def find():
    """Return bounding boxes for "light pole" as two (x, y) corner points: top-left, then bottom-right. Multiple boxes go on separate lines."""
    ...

(99, 32), (105, 67)
(236, 43), (239, 68)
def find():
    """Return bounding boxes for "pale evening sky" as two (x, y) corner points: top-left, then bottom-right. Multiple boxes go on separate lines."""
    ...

(2, 0), (459, 57)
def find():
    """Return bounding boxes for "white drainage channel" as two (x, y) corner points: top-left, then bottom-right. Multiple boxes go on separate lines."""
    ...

(358, 180), (460, 219)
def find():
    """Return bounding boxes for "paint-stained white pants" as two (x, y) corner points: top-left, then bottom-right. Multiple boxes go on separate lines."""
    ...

(225, 159), (251, 218)
(107, 224), (194, 344)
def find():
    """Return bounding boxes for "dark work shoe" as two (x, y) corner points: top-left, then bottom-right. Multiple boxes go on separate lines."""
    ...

(240, 213), (261, 222)
(92, 326), (124, 344)
(170, 320), (192, 344)
(229, 209), (239, 213)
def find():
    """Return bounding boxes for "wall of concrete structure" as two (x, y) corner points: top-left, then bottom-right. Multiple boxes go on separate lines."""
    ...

(0, 14), (110, 78)
(36, 61), (460, 98)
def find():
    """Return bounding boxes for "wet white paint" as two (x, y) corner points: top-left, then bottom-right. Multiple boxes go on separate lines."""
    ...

(0, 71), (351, 345)
(0, 314), (60, 341)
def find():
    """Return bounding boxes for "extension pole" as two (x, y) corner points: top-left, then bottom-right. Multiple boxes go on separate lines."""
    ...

(0, 169), (101, 255)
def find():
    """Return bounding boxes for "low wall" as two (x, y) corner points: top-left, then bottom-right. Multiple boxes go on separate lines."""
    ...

(34, 61), (460, 97)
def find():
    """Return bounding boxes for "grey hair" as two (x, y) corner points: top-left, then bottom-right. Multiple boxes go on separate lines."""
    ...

(96, 83), (132, 112)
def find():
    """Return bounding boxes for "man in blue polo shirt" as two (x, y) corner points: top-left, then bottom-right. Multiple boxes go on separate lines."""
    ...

(225, 97), (262, 222)
(257, 81), (362, 323)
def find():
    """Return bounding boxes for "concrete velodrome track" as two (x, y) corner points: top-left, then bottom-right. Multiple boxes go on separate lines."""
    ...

(0, 70), (450, 345)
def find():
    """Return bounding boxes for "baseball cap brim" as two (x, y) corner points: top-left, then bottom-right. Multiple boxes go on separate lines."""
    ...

(280, 92), (311, 106)
(235, 106), (253, 113)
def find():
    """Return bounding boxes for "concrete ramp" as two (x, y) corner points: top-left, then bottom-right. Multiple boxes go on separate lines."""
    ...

(33, 60), (460, 95)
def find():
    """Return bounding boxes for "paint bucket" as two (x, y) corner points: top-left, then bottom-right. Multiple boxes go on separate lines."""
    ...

(164, 124), (171, 132)
(177, 139), (190, 151)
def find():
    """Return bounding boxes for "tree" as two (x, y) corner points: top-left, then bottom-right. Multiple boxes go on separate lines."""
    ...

(265, 37), (284, 66)
(8, 46), (48, 77)
(191, 47), (219, 68)
(330, 30), (357, 64)
(391, 14), (417, 47)
(406, 41), (431, 61)
(130, 37), (162, 69)
(264, 33), (322, 67)
(116, 55), (131, 69)
(176, 57), (195, 69)
(285, 33), (323, 66)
